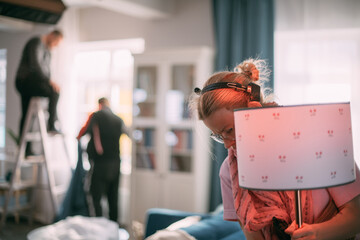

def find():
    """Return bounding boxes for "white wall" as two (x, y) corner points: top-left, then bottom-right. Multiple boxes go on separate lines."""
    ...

(77, 0), (214, 49)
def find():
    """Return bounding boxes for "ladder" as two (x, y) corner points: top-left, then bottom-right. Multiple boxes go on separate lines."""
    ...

(0, 97), (72, 227)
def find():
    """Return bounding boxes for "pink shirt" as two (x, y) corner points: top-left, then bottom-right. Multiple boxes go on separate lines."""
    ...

(220, 157), (360, 221)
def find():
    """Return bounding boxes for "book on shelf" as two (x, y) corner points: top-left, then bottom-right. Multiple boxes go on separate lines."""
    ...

(148, 151), (156, 169)
(136, 149), (156, 170)
(138, 68), (156, 95)
(173, 130), (183, 150)
(170, 156), (191, 172)
(144, 128), (154, 147)
(172, 129), (193, 151)
(187, 130), (193, 149)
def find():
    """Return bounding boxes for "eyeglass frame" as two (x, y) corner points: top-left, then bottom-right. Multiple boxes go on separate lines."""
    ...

(194, 81), (261, 144)
(210, 128), (235, 144)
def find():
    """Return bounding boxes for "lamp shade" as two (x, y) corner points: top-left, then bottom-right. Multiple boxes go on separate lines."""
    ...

(234, 102), (356, 190)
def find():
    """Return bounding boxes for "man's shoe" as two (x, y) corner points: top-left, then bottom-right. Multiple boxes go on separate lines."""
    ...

(47, 125), (62, 135)
(25, 149), (36, 158)
(25, 145), (36, 158)
(48, 128), (62, 135)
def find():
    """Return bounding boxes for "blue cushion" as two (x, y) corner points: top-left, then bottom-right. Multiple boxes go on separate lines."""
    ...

(180, 213), (244, 240)
(144, 208), (210, 238)
(221, 230), (246, 240)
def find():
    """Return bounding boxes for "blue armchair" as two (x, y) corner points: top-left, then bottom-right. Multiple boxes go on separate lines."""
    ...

(143, 207), (245, 240)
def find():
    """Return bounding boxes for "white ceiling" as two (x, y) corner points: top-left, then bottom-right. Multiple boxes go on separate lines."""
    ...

(63, 0), (175, 19)
(0, 0), (176, 32)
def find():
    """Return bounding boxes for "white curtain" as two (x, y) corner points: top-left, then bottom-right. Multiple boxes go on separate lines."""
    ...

(275, 0), (360, 165)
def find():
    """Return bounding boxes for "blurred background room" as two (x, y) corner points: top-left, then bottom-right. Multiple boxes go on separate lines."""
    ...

(0, 0), (360, 239)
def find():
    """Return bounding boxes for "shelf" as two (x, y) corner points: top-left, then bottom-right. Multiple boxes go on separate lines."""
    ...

(134, 65), (157, 118)
(0, 188), (32, 222)
(171, 149), (192, 156)
(135, 102), (156, 117)
(135, 152), (156, 170)
(131, 47), (213, 222)
(0, 203), (32, 213)
(169, 128), (193, 173)
(167, 121), (193, 128)
(168, 129), (193, 151)
(170, 155), (192, 172)
(134, 127), (156, 170)
(136, 146), (155, 153)
(167, 64), (195, 122)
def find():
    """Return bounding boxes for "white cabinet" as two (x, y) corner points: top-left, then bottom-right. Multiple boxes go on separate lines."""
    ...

(130, 47), (213, 223)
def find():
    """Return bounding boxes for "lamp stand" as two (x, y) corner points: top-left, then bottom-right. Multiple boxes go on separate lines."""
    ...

(294, 190), (302, 228)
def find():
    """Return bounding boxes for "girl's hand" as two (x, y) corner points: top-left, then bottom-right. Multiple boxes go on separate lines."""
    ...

(285, 221), (319, 240)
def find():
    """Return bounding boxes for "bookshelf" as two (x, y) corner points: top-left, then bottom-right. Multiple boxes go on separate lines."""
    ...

(134, 127), (156, 169)
(169, 129), (192, 172)
(130, 47), (213, 223)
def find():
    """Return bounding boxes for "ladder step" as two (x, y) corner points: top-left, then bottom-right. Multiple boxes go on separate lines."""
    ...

(22, 155), (45, 164)
(35, 184), (67, 194)
(48, 132), (65, 137)
(24, 132), (42, 142)
(0, 182), (10, 190)
(0, 181), (35, 191)
(53, 185), (68, 196)
(25, 132), (65, 142)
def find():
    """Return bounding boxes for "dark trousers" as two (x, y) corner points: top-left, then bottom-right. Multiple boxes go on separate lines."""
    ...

(90, 160), (120, 223)
(18, 80), (59, 138)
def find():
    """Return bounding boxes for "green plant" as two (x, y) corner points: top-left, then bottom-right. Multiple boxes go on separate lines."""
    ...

(6, 127), (19, 146)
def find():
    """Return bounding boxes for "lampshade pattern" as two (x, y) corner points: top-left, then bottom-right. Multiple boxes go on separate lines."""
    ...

(234, 102), (356, 190)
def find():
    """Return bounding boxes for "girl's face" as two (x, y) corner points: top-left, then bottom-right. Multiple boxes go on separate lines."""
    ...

(203, 108), (236, 150)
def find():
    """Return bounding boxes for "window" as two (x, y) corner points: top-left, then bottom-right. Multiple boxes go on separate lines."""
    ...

(74, 39), (144, 174)
(0, 49), (6, 150)
(275, 0), (360, 165)
(275, 30), (357, 105)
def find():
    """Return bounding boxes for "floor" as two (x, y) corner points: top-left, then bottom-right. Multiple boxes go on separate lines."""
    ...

(0, 216), (45, 240)
(0, 216), (133, 240)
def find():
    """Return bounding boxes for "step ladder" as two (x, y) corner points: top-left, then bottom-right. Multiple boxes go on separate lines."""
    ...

(0, 97), (73, 227)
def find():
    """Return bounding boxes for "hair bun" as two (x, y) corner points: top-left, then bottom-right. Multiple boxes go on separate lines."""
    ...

(234, 61), (259, 82)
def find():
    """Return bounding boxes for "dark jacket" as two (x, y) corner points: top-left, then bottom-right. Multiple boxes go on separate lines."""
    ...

(86, 107), (126, 161)
(15, 36), (51, 93)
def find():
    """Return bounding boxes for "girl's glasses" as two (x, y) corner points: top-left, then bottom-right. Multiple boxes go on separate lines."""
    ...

(210, 128), (235, 144)
(210, 132), (225, 143)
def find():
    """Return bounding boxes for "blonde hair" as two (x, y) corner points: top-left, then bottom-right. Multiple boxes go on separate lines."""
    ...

(190, 58), (274, 120)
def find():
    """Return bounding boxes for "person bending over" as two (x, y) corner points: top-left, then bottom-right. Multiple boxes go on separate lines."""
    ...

(190, 58), (360, 239)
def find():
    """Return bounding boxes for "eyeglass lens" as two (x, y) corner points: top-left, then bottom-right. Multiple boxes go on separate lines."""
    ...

(210, 133), (224, 143)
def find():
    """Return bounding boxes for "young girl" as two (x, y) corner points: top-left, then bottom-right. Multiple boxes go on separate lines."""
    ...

(191, 58), (360, 240)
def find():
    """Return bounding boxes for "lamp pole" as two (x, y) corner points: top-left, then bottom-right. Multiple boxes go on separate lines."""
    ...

(295, 190), (302, 228)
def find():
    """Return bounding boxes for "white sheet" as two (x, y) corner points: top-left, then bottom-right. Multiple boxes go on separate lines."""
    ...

(27, 216), (120, 240)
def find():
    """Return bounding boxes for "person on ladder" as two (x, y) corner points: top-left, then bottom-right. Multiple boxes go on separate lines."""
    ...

(77, 97), (130, 224)
(15, 29), (64, 156)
